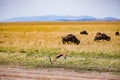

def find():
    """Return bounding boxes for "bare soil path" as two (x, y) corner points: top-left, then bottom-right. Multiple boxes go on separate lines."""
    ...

(0, 66), (119, 80)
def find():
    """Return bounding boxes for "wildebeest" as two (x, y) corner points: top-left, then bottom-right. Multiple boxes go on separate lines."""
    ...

(80, 30), (88, 35)
(94, 32), (111, 41)
(62, 34), (80, 44)
(115, 31), (119, 36)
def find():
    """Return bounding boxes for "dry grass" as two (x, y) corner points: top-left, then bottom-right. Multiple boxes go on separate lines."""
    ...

(0, 21), (120, 72)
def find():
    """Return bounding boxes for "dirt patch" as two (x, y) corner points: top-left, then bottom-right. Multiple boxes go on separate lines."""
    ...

(0, 66), (119, 80)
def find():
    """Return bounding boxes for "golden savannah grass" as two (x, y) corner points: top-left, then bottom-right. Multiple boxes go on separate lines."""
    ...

(0, 21), (120, 72)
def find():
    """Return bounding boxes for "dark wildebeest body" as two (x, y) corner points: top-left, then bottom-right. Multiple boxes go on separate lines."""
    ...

(94, 32), (102, 41)
(80, 31), (88, 35)
(115, 31), (119, 36)
(62, 34), (80, 44)
(94, 32), (111, 41)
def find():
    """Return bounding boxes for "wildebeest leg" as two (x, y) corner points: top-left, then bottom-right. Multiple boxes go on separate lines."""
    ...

(67, 41), (70, 44)
(63, 40), (66, 44)
(63, 41), (65, 44)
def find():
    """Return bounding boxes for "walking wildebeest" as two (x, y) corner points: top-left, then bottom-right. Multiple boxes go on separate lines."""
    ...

(94, 32), (111, 41)
(62, 34), (80, 44)
(115, 31), (119, 36)
(80, 30), (88, 35)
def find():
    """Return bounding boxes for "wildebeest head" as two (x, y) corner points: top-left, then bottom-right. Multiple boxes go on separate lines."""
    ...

(62, 34), (80, 45)
(73, 36), (80, 44)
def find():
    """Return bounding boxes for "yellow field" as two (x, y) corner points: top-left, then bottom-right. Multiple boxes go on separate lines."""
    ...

(0, 21), (120, 72)
(0, 22), (120, 53)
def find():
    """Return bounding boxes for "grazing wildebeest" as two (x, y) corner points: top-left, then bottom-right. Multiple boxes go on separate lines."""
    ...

(115, 31), (119, 36)
(94, 32), (111, 41)
(80, 30), (88, 35)
(62, 34), (80, 44)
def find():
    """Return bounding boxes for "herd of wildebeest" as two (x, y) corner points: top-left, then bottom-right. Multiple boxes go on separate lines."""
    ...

(62, 31), (120, 45)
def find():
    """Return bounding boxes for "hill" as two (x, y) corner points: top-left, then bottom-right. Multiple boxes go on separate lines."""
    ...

(1, 15), (120, 22)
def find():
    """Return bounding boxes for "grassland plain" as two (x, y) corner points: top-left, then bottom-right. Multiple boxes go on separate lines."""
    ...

(0, 21), (120, 73)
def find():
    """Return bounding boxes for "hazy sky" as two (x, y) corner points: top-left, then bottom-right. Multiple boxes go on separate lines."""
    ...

(0, 0), (120, 20)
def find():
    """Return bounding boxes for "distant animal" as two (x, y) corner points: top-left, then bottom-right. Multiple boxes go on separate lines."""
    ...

(94, 32), (111, 41)
(115, 31), (119, 36)
(62, 34), (80, 44)
(49, 53), (67, 64)
(80, 30), (88, 35)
